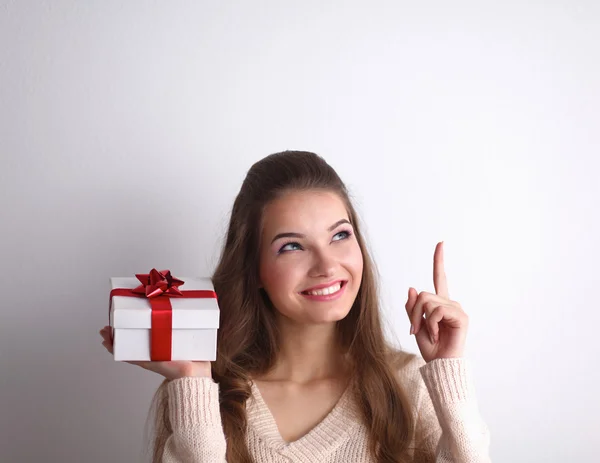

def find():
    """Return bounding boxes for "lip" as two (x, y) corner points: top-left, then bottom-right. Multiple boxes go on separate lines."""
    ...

(301, 279), (345, 292)
(299, 280), (347, 302)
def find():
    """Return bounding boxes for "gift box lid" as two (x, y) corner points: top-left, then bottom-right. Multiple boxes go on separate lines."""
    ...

(109, 276), (220, 329)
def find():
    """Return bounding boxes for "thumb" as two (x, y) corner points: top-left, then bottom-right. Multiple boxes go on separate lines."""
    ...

(405, 287), (418, 319)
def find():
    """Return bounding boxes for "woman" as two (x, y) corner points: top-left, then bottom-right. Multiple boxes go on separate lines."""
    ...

(100, 151), (491, 462)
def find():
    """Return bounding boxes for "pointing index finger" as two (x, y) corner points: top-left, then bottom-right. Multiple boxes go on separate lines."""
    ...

(434, 241), (449, 299)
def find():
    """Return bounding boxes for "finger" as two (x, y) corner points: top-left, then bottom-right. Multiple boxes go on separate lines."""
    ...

(414, 313), (434, 346)
(101, 340), (114, 355)
(100, 327), (112, 338)
(405, 287), (419, 334)
(410, 292), (441, 335)
(100, 329), (113, 343)
(426, 306), (446, 344)
(126, 360), (149, 368)
(434, 241), (450, 299)
(405, 287), (415, 316)
(410, 292), (429, 335)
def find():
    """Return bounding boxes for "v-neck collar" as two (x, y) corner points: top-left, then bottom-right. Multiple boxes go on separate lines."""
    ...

(246, 379), (362, 461)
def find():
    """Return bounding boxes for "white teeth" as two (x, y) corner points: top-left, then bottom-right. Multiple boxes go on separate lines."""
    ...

(306, 282), (342, 296)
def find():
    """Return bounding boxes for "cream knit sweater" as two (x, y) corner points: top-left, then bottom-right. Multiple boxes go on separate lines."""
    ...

(162, 356), (491, 462)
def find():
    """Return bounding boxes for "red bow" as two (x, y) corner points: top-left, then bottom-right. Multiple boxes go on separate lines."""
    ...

(132, 269), (184, 298)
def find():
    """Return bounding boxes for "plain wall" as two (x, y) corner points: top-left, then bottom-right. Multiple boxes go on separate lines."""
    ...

(1, 1), (598, 462)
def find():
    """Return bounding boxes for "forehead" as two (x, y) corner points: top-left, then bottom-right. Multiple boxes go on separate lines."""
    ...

(262, 190), (349, 232)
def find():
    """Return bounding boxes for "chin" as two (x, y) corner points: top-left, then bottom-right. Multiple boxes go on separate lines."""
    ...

(276, 304), (352, 326)
(306, 305), (353, 324)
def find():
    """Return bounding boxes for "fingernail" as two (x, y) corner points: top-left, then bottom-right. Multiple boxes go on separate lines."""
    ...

(410, 324), (414, 335)
(430, 334), (436, 344)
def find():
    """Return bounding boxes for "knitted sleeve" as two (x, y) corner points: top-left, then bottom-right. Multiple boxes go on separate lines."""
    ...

(161, 377), (227, 462)
(413, 357), (492, 462)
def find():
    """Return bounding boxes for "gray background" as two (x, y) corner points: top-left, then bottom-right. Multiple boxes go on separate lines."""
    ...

(1, 1), (598, 462)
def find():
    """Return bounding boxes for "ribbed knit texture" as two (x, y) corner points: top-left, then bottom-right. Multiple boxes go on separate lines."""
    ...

(162, 357), (491, 462)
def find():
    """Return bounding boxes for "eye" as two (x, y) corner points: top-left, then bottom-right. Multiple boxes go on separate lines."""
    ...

(277, 230), (352, 254)
(332, 230), (352, 241)
(278, 241), (302, 253)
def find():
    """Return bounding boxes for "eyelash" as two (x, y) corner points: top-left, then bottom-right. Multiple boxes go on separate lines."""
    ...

(278, 230), (353, 254)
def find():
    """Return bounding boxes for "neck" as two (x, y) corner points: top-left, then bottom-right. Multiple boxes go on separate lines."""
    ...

(264, 316), (349, 384)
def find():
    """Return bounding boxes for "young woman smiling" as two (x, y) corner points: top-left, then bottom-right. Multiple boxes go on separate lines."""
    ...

(100, 151), (490, 462)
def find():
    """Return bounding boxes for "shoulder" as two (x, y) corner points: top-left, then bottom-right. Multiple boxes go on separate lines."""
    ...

(387, 349), (428, 406)
(388, 349), (426, 380)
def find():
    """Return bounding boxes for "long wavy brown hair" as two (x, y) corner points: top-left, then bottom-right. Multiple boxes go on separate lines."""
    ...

(147, 151), (423, 462)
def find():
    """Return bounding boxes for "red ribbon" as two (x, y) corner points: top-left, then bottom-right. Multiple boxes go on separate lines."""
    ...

(109, 269), (217, 361)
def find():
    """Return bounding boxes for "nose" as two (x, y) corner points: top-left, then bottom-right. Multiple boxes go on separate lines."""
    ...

(309, 248), (337, 278)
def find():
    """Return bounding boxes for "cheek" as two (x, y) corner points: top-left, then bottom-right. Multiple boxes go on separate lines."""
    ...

(354, 255), (364, 278)
(343, 242), (364, 277)
(260, 255), (304, 294)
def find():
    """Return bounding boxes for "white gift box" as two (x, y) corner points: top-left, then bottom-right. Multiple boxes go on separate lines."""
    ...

(109, 276), (219, 361)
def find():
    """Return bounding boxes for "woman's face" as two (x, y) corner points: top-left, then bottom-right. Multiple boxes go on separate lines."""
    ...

(258, 190), (364, 325)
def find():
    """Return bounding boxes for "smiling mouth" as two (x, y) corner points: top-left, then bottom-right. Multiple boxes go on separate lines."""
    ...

(301, 281), (346, 296)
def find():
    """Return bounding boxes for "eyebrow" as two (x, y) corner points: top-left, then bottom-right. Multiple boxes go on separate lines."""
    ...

(270, 219), (352, 244)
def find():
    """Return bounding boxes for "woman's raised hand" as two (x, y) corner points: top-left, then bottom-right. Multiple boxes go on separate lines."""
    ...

(405, 242), (469, 362)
